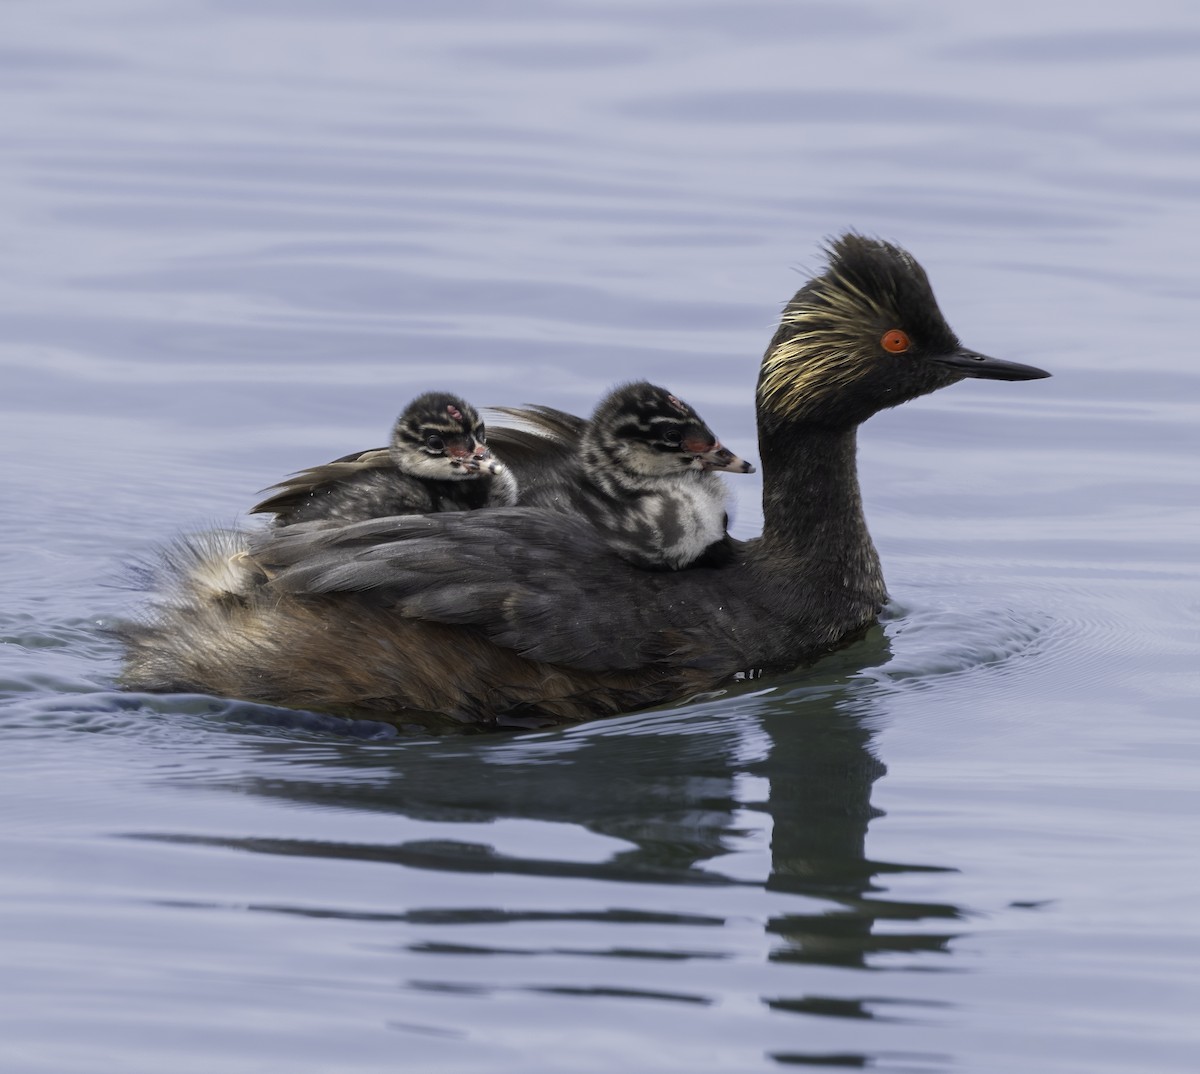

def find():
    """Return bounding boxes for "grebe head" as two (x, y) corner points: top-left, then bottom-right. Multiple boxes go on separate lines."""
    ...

(758, 234), (1050, 432)
(581, 381), (755, 481)
(390, 392), (504, 480)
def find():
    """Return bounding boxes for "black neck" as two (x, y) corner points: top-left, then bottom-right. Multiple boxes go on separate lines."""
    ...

(754, 414), (885, 606)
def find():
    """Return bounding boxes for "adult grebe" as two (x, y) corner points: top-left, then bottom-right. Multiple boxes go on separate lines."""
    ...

(119, 234), (1050, 729)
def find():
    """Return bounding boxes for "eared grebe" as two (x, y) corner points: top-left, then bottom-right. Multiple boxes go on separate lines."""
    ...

(251, 391), (516, 525)
(119, 235), (1050, 729)
(503, 381), (754, 570)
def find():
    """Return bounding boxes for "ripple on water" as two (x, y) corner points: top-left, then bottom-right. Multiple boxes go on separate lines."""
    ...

(0, 682), (401, 744)
(866, 599), (1051, 685)
(875, 570), (1197, 699)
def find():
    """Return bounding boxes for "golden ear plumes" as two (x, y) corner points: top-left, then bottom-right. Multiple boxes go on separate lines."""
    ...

(757, 236), (934, 420)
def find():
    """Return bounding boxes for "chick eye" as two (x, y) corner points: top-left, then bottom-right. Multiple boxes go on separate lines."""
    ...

(662, 427), (683, 445)
(881, 329), (911, 354)
(424, 434), (446, 452)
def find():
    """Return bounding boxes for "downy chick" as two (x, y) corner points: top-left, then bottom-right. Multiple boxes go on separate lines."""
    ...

(252, 391), (517, 526)
(518, 381), (754, 570)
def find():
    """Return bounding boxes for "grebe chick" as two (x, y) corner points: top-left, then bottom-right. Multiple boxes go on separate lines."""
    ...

(512, 382), (754, 570)
(120, 234), (1051, 728)
(251, 391), (517, 526)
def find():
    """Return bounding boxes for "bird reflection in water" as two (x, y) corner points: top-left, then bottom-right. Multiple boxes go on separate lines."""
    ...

(133, 625), (966, 1069)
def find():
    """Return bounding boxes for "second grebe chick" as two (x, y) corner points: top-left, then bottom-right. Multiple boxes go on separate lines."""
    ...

(516, 382), (755, 570)
(251, 391), (517, 526)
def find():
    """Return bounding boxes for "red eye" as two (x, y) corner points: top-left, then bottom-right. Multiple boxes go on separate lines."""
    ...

(881, 329), (911, 354)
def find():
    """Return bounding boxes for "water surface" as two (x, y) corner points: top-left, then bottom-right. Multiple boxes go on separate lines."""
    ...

(2, 2), (1199, 1071)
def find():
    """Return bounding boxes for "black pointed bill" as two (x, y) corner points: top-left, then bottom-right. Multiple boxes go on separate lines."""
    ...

(930, 347), (1051, 382)
(695, 444), (756, 474)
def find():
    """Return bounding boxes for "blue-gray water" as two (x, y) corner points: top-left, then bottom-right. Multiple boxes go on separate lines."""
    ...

(2, 2), (1199, 1071)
